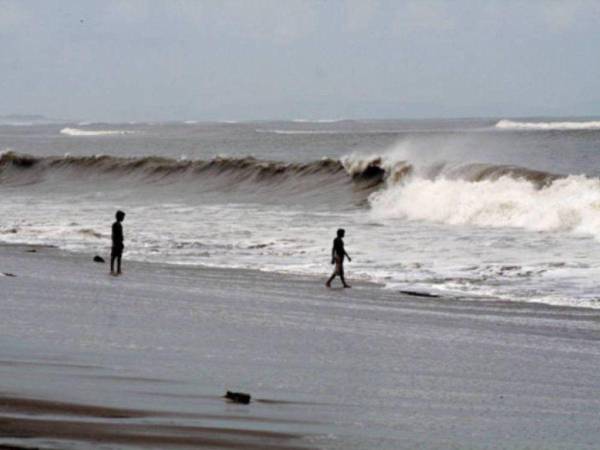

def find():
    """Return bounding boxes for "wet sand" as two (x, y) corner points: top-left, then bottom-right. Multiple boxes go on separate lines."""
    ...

(2, 244), (600, 449)
(0, 410), (303, 449)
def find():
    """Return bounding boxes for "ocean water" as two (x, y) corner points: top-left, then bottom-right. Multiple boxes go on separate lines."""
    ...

(2, 117), (600, 308)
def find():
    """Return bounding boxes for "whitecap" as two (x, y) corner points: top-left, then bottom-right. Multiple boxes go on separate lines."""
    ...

(496, 119), (600, 130)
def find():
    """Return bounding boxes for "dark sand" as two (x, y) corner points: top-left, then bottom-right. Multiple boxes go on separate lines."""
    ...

(2, 244), (600, 449)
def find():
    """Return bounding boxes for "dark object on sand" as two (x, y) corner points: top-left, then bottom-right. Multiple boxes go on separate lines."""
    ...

(2, 272), (16, 277)
(93, 255), (105, 263)
(224, 391), (251, 404)
(400, 290), (440, 298)
(26, 248), (37, 253)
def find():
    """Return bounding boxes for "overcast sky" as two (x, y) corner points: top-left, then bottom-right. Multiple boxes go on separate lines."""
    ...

(1, 0), (600, 121)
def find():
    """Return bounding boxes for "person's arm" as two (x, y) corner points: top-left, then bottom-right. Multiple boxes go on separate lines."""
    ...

(331, 242), (336, 264)
(339, 240), (351, 262)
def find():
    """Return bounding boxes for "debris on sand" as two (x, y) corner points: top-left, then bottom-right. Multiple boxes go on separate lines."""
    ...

(224, 391), (251, 404)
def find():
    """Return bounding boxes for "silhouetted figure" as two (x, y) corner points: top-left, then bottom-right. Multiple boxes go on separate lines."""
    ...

(326, 228), (351, 288)
(110, 210), (125, 275)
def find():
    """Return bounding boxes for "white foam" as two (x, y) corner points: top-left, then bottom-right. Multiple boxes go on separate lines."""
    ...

(292, 118), (345, 123)
(496, 119), (600, 130)
(255, 129), (345, 135)
(370, 174), (600, 236)
(60, 127), (135, 137)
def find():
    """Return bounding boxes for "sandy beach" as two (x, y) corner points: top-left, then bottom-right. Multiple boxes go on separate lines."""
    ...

(4, 1), (600, 448)
(2, 244), (600, 449)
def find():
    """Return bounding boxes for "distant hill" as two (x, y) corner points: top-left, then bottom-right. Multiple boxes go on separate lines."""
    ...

(0, 114), (67, 124)
(0, 114), (49, 120)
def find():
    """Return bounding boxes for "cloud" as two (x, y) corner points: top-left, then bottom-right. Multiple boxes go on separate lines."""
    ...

(392, 0), (456, 33)
(210, 0), (319, 44)
(0, 0), (29, 31)
(102, 0), (151, 24)
(539, 0), (600, 31)
(343, 0), (380, 32)
(96, 0), (320, 44)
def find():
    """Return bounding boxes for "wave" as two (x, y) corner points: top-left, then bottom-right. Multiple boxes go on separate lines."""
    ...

(60, 127), (136, 137)
(366, 157), (600, 235)
(0, 152), (386, 204)
(185, 120), (237, 125)
(342, 153), (558, 188)
(4, 151), (600, 236)
(495, 119), (600, 130)
(340, 153), (600, 236)
(292, 118), (346, 123)
(255, 129), (347, 135)
(0, 151), (564, 192)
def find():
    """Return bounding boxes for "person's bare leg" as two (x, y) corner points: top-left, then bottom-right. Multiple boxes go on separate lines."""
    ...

(110, 255), (116, 275)
(116, 255), (122, 275)
(340, 273), (351, 288)
(326, 273), (336, 287)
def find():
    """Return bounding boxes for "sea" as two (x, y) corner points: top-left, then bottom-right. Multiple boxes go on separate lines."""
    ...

(2, 117), (600, 308)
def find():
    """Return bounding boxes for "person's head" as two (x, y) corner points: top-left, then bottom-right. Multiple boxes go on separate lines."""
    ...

(116, 210), (126, 222)
(337, 228), (345, 238)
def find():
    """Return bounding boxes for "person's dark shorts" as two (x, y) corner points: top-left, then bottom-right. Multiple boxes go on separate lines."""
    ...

(111, 246), (123, 258)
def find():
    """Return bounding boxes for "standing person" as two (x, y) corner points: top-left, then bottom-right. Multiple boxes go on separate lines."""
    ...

(326, 228), (351, 288)
(111, 210), (126, 275)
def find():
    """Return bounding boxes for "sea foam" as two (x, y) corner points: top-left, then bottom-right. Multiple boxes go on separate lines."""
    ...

(60, 127), (135, 137)
(496, 119), (600, 130)
(370, 173), (600, 235)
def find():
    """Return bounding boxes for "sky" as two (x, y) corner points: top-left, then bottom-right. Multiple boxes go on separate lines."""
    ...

(1, 0), (600, 121)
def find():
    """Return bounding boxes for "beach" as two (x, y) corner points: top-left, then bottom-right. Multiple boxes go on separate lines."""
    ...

(3, 119), (600, 309)
(2, 244), (600, 449)
(3, 0), (600, 447)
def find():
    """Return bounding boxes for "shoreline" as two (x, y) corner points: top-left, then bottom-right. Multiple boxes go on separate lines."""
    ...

(2, 244), (600, 449)
(2, 241), (599, 315)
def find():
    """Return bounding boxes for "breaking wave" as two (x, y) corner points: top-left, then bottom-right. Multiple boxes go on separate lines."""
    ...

(255, 129), (347, 135)
(4, 151), (600, 236)
(60, 127), (136, 136)
(0, 152), (386, 205)
(0, 151), (565, 192)
(292, 118), (346, 123)
(496, 119), (600, 131)
(365, 154), (600, 235)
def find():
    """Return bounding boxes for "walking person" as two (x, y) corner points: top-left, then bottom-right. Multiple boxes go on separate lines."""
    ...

(326, 228), (351, 288)
(110, 210), (126, 275)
